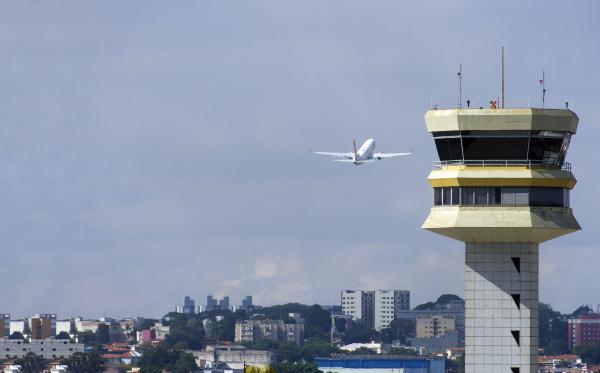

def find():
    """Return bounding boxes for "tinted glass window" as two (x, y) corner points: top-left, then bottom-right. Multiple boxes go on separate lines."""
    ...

(434, 189), (442, 206)
(528, 138), (564, 162)
(490, 187), (501, 205)
(462, 137), (529, 160)
(434, 187), (568, 207)
(514, 188), (529, 205)
(474, 188), (488, 205)
(461, 187), (474, 205)
(431, 130), (571, 163)
(530, 187), (564, 207)
(434, 138), (463, 161)
(442, 188), (451, 205)
(451, 187), (460, 205)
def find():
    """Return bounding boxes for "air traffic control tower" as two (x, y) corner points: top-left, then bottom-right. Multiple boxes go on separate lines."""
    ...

(422, 108), (580, 373)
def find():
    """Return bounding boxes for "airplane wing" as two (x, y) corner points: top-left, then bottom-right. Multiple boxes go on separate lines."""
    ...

(312, 151), (354, 159)
(373, 151), (412, 159)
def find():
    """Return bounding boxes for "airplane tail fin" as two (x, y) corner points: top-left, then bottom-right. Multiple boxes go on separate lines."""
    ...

(353, 139), (358, 160)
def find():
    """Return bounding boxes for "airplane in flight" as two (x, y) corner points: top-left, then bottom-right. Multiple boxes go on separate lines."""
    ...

(311, 138), (411, 165)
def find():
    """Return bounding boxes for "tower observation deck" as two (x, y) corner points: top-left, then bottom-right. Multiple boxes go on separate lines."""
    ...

(422, 108), (580, 373)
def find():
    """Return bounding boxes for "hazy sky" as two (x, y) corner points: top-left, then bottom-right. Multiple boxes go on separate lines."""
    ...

(0, 1), (598, 319)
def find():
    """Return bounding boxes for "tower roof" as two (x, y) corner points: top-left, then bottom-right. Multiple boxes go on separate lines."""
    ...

(425, 108), (578, 133)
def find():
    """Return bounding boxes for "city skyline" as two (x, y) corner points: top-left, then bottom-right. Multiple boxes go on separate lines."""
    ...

(0, 1), (599, 318)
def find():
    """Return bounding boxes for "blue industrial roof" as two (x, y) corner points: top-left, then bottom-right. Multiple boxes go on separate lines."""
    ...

(316, 356), (445, 373)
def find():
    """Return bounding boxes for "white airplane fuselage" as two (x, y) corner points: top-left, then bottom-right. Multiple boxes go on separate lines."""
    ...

(354, 138), (376, 165)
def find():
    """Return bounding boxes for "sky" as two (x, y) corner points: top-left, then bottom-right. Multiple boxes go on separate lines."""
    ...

(0, 0), (599, 319)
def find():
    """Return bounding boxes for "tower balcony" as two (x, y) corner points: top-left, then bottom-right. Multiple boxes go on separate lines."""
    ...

(432, 159), (571, 172)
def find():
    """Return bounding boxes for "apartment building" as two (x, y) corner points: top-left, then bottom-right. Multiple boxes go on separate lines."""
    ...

(234, 318), (304, 346)
(341, 289), (410, 331)
(416, 315), (456, 338)
(0, 338), (84, 359)
(0, 315), (9, 338)
(29, 314), (56, 340)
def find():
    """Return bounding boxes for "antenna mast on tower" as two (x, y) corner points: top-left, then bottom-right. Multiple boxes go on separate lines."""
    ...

(501, 47), (505, 108)
(458, 63), (463, 108)
(540, 70), (546, 108)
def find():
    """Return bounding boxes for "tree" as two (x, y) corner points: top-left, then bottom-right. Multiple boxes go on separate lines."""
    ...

(435, 294), (462, 305)
(342, 321), (380, 344)
(571, 305), (594, 318)
(257, 303), (331, 340)
(539, 303), (568, 355)
(277, 342), (303, 363)
(15, 352), (46, 373)
(413, 302), (436, 311)
(273, 362), (322, 373)
(163, 314), (205, 349)
(174, 351), (198, 373)
(139, 344), (198, 373)
(62, 351), (106, 373)
(388, 347), (417, 356)
(574, 343), (600, 364)
(56, 331), (72, 340)
(97, 323), (110, 344)
(414, 294), (463, 311)
(446, 355), (464, 373)
(9, 331), (24, 340)
(380, 319), (415, 344)
(301, 339), (339, 362)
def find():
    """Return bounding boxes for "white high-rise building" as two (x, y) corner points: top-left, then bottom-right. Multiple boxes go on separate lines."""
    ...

(341, 289), (410, 331)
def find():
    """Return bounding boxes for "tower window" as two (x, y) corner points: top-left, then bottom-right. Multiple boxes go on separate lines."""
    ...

(433, 187), (569, 207)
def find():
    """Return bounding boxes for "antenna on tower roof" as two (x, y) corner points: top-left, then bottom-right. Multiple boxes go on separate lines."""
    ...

(539, 70), (546, 108)
(501, 47), (505, 108)
(457, 63), (463, 108)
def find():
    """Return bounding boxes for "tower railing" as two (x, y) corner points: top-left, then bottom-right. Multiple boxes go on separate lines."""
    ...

(433, 160), (571, 172)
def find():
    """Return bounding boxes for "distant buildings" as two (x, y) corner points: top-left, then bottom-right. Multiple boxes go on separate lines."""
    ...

(205, 295), (231, 311)
(235, 316), (304, 346)
(568, 313), (600, 349)
(182, 296), (195, 314)
(409, 314), (460, 353)
(341, 290), (410, 331)
(538, 354), (587, 373)
(219, 296), (230, 310)
(9, 320), (25, 336)
(241, 296), (253, 312)
(0, 338), (83, 359)
(416, 315), (455, 338)
(75, 317), (99, 333)
(0, 314), (9, 338)
(56, 320), (72, 336)
(191, 344), (275, 370)
(206, 296), (218, 311)
(396, 299), (465, 345)
(203, 295), (258, 312)
(137, 322), (170, 344)
(28, 314), (56, 339)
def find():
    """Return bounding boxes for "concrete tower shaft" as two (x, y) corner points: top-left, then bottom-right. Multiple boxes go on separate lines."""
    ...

(422, 108), (580, 373)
